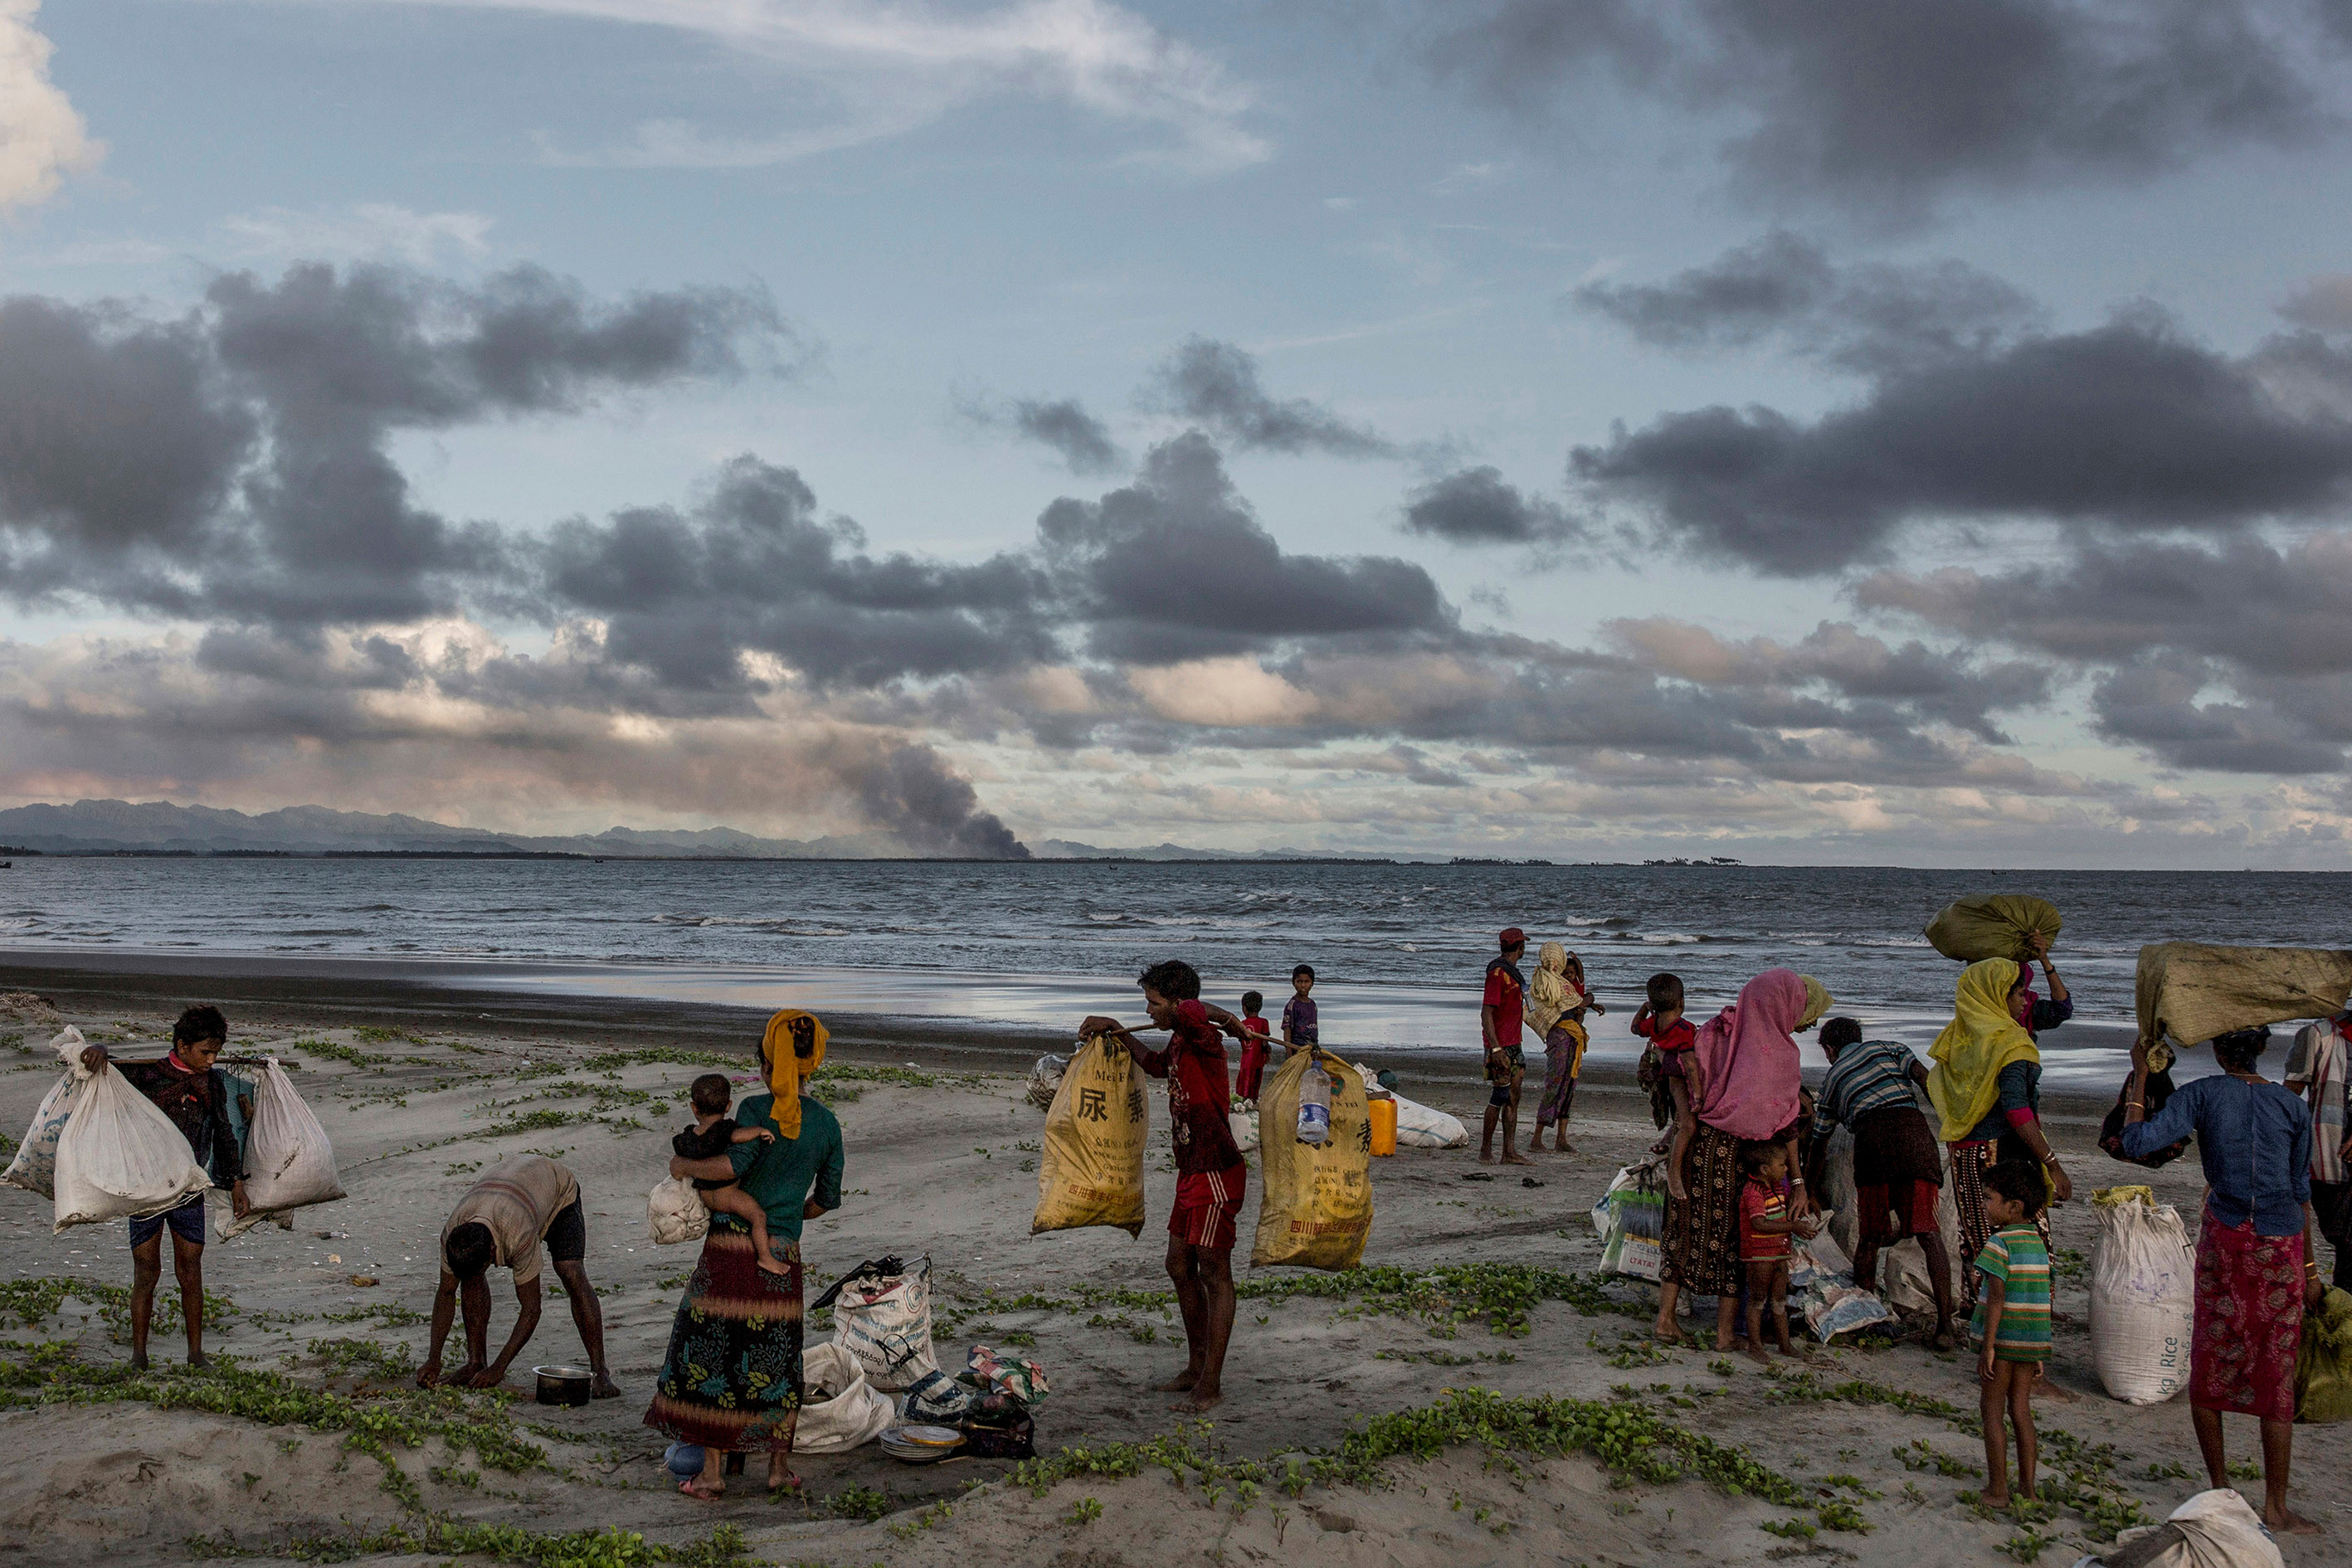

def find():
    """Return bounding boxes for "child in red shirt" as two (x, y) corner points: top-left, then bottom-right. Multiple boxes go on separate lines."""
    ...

(1234, 991), (1272, 1102)
(1737, 1139), (1814, 1362)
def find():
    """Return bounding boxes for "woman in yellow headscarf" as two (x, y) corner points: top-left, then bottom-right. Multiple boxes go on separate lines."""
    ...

(1926, 958), (2073, 1311)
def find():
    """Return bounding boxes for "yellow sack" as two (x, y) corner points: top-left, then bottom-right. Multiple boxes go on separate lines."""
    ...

(1252, 1047), (1373, 1271)
(1924, 895), (2061, 965)
(1032, 1035), (1147, 1237)
(2297, 1287), (2352, 1424)
(2135, 942), (2352, 1051)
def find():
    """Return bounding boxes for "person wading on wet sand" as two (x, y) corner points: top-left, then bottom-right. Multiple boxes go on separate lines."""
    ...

(79, 1005), (251, 1369)
(1481, 928), (1532, 1166)
(420, 1152), (618, 1399)
(1083, 958), (1249, 1414)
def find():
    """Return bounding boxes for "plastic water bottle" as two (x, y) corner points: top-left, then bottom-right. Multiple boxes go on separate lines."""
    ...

(1297, 1064), (1332, 1145)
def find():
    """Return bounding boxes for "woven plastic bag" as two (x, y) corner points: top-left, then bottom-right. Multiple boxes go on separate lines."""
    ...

(1591, 1158), (1666, 1281)
(829, 1254), (939, 1390)
(2135, 941), (2352, 1052)
(1925, 895), (2061, 964)
(52, 1050), (212, 1232)
(2090, 1186), (2194, 1405)
(646, 1176), (709, 1245)
(1252, 1045), (1372, 1270)
(795, 1342), (894, 1453)
(2, 1027), (90, 1200)
(2296, 1286), (2352, 1424)
(219, 1059), (343, 1239)
(1032, 1035), (1147, 1237)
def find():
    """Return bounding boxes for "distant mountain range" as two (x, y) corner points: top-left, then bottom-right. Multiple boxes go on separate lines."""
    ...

(0, 800), (1429, 861)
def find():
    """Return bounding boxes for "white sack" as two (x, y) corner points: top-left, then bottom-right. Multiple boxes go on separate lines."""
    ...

(1228, 1108), (1260, 1154)
(2086, 1488), (2284, 1568)
(831, 1254), (939, 1390)
(218, 1059), (343, 1239)
(52, 1051), (211, 1232)
(2091, 1191), (2194, 1405)
(793, 1342), (894, 1453)
(2, 1027), (88, 1200)
(647, 1176), (709, 1246)
(1821, 1125), (1861, 1260)
(1342, 1062), (1466, 1148)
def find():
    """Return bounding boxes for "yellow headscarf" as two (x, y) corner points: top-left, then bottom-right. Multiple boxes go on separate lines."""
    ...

(759, 1008), (829, 1140)
(1924, 958), (2039, 1143)
(1797, 975), (1832, 1031)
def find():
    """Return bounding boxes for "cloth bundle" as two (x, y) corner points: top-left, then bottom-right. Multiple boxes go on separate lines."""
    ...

(1925, 895), (2061, 965)
(2135, 942), (2352, 1051)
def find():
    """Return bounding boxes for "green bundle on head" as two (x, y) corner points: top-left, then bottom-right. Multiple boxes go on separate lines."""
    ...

(1923, 895), (2061, 966)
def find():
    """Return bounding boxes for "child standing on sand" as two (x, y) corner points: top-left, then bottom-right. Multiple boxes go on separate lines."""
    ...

(673, 1074), (783, 1274)
(1737, 1140), (1813, 1361)
(1234, 991), (1272, 1102)
(1281, 966), (1317, 1057)
(1973, 1161), (2052, 1507)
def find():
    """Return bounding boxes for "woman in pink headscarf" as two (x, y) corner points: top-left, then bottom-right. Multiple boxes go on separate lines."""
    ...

(1656, 968), (1822, 1348)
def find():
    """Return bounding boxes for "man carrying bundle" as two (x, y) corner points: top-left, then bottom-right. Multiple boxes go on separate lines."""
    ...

(420, 1152), (618, 1397)
(79, 1006), (251, 1369)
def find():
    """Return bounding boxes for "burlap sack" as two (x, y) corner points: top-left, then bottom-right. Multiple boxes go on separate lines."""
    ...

(2135, 942), (2352, 1049)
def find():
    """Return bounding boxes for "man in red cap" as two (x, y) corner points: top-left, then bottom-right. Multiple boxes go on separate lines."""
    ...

(1481, 928), (1532, 1165)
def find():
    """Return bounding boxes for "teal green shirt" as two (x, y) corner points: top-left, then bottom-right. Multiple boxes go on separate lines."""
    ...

(725, 1093), (845, 1245)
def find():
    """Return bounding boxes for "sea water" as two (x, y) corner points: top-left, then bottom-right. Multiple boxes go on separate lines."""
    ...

(4, 857), (2347, 1087)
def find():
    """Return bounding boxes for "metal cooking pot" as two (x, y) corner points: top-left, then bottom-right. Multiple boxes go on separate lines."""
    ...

(533, 1364), (593, 1406)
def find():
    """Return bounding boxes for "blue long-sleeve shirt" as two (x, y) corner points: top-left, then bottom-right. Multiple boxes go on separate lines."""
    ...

(2121, 1074), (2313, 1236)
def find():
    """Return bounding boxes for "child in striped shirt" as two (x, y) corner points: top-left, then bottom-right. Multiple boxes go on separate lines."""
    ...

(1972, 1160), (2052, 1507)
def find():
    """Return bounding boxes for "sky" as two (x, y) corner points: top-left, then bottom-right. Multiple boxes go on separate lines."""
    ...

(5, 1), (2352, 864)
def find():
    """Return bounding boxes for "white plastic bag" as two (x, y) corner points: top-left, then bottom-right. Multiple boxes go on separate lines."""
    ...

(646, 1176), (709, 1245)
(2, 1027), (88, 1200)
(219, 1059), (343, 1239)
(2083, 1488), (2284, 1568)
(2091, 1188), (2194, 1405)
(793, 1342), (894, 1453)
(831, 1254), (939, 1390)
(52, 1050), (212, 1232)
(1228, 1108), (1260, 1154)
(1592, 1159), (1667, 1281)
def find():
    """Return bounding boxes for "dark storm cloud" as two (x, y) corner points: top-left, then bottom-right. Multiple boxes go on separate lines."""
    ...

(540, 455), (1058, 690)
(0, 262), (790, 626)
(1037, 432), (1450, 663)
(959, 393), (1127, 475)
(1429, 0), (2342, 222)
(1401, 465), (1579, 543)
(1575, 231), (2040, 374)
(2280, 275), (2352, 334)
(2091, 657), (2346, 775)
(1145, 338), (1399, 457)
(1572, 307), (2352, 574)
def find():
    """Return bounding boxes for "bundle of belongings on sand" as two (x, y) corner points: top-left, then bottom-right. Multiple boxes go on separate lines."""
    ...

(3, 1027), (344, 1236)
(808, 1255), (1049, 1459)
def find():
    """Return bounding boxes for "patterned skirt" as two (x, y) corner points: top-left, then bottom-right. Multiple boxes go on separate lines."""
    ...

(1661, 1122), (1744, 1295)
(1950, 1140), (2052, 1310)
(2191, 1209), (2305, 1422)
(1536, 1021), (1586, 1127)
(641, 1223), (803, 1454)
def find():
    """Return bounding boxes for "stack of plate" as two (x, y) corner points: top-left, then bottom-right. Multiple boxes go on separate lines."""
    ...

(879, 1424), (963, 1463)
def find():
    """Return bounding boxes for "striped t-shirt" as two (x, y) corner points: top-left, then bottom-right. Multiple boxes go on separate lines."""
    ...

(1970, 1224), (2052, 1362)
(1809, 1039), (1923, 1138)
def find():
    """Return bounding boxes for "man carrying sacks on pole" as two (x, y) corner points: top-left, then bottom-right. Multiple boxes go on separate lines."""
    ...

(1082, 958), (1250, 1414)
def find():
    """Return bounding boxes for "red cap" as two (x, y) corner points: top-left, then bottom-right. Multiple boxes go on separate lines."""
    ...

(1498, 927), (1526, 947)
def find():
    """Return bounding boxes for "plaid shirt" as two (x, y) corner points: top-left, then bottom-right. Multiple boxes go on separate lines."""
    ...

(1809, 1040), (1924, 1141)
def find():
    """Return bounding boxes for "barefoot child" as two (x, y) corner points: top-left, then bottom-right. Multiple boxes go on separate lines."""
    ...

(1234, 991), (1272, 1102)
(1639, 974), (1707, 1343)
(1738, 1139), (1813, 1361)
(1972, 1161), (2052, 1507)
(1081, 960), (1250, 1414)
(673, 1075), (784, 1275)
(1280, 965), (1317, 1058)
(1481, 928), (1532, 1166)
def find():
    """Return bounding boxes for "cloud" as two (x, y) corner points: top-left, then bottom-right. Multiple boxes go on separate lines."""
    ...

(2089, 655), (2346, 775)
(0, 261), (793, 626)
(1401, 465), (1578, 544)
(1145, 337), (1400, 457)
(217, 204), (497, 265)
(1429, 1), (2343, 223)
(1573, 304), (2352, 574)
(0, 1), (101, 213)
(959, 392), (1126, 475)
(1574, 229), (2041, 374)
(384, 0), (1267, 173)
(1037, 432), (1449, 663)
(2281, 274), (2352, 333)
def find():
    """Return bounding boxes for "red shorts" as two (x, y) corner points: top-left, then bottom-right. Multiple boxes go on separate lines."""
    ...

(1857, 1179), (1941, 1248)
(1171, 1166), (1246, 1252)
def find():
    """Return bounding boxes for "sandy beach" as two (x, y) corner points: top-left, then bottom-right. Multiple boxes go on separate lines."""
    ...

(2, 969), (2344, 1567)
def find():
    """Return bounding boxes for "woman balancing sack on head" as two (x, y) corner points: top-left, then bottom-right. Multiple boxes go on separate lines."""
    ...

(1925, 958), (2072, 1317)
(1653, 969), (1824, 1351)
(647, 1007), (845, 1502)
(2119, 1025), (2324, 1537)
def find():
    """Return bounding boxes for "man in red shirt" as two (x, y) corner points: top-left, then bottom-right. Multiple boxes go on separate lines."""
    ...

(1082, 958), (1249, 1413)
(1482, 928), (1533, 1166)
